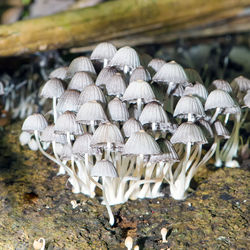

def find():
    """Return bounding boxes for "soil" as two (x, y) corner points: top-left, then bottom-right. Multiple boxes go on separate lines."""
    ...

(0, 122), (249, 250)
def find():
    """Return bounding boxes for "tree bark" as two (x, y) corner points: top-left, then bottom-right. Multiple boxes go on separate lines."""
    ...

(0, 0), (249, 57)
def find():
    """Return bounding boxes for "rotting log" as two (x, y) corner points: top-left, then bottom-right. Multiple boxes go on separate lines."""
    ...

(0, 0), (250, 57)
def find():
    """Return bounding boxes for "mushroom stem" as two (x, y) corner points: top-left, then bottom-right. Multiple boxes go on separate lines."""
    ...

(136, 98), (142, 119)
(210, 107), (221, 124)
(103, 58), (108, 68)
(152, 122), (157, 131)
(90, 120), (95, 133)
(66, 131), (71, 146)
(90, 176), (114, 226)
(52, 96), (58, 122)
(224, 113), (230, 125)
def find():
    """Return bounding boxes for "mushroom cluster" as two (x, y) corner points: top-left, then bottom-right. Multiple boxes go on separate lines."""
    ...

(21, 42), (249, 225)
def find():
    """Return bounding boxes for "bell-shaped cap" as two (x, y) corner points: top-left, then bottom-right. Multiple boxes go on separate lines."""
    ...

(95, 66), (120, 87)
(123, 80), (155, 103)
(184, 68), (203, 84)
(243, 91), (250, 108)
(56, 89), (80, 113)
(91, 122), (124, 148)
(49, 66), (68, 80)
(205, 89), (235, 111)
(130, 66), (151, 83)
(107, 97), (129, 122)
(19, 131), (31, 145)
(40, 78), (65, 99)
(90, 42), (117, 61)
(68, 72), (94, 91)
(54, 111), (83, 135)
(106, 73), (127, 96)
(150, 138), (179, 163)
(91, 160), (118, 178)
(78, 84), (106, 105)
(148, 58), (165, 72)
(40, 125), (67, 144)
(139, 101), (169, 125)
(109, 46), (140, 70)
(67, 56), (96, 78)
(22, 113), (48, 132)
(174, 95), (205, 119)
(0, 81), (4, 95)
(183, 82), (208, 102)
(213, 121), (230, 139)
(122, 118), (142, 138)
(197, 119), (214, 138)
(60, 144), (73, 161)
(212, 79), (232, 93)
(153, 61), (188, 84)
(72, 133), (94, 155)
(223, 104), (241, 115)
(170, 122), (207, 144)
(76, 101), (107, 124)
(231, 76), (250, 92)
(123, 130), (161, 155)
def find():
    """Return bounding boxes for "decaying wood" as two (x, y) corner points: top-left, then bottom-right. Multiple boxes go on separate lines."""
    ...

(0, 0), (249, 57)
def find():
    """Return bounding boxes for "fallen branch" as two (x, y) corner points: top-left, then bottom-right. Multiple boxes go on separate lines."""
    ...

(0, 0), (249, 57)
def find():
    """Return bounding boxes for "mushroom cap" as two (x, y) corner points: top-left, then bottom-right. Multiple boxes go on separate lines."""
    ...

(153, 61), (188, 84)
(76, 101), (108, 124)
(122, 118), (142, 138)
(107, 97), (129, 122)
(67, 56), (96, 78)
(174, 95), (205, 119)
(22, 113), (48, 132)
(243, 91), (250, 108)
(130, 66), (151, 83)
(123, 80), (155, 103)
(212, 79), (232, 93)
(72, 133), (95, 155)
(56, 89), (80, 113)
(95, 66), (120, 87)
(197, 119), (214, 138)
(183, 82), (208, 102)
(150, 138), (179, 163)
(91, 160), (118, 178)
(184, 68), (203, 84)
(123, 130), (161, 155)
(19, 131), (31, 145)
(68, 71), (94, 91)
(78, 84), (106, 105)
(49, 66), (68, 80)
(170, 122), (207, 144)
(139, 101), (169, 125)
(40, 125), (67, 144)
(91, 122), (124, 148)
(106, 73), (127, 96)
(205, 89), (235, 111)
(231, 76), (250, 92)
(54, 111), (83, 135)
(109, 46), (140, 70)
(60, 144), (73, 161)
(0, 81), (4, 95)
(223, 104), (241, 115)
(148, 58), (166, 72)
(213, 121), (230, 139)
(40, 78), (65, 99)
(90, 42), (117, 61)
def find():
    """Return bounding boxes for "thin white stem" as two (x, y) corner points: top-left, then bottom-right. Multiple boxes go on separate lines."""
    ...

(53, 97), (57, 123)
(210, 107), (221, 124)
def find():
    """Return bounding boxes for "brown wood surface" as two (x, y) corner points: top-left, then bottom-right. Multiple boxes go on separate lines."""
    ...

(0, 0), (250, 57)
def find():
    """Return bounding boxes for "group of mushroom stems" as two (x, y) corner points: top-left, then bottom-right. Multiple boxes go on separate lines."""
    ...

(20, 43), (250, 226)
